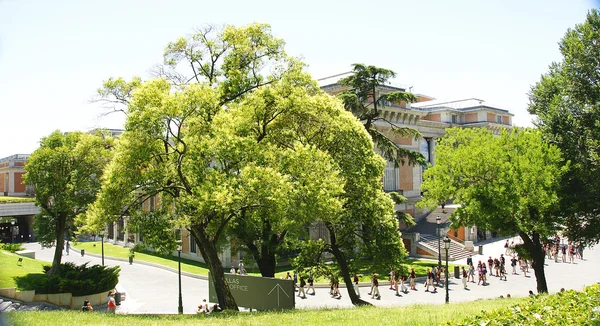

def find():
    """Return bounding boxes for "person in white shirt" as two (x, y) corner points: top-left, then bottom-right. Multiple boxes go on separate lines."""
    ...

(230, 266), (236, 274)
(197, 299), (209, 314)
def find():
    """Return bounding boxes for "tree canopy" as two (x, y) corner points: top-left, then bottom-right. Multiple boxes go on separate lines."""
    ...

(419, 127), (565, 293)
(528, 9), (600, 244)
(338, 64), (425, 167)
(24, 130), (113, 275)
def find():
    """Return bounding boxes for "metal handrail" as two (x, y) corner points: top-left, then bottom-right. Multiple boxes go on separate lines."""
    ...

(446, 233), (464, 245)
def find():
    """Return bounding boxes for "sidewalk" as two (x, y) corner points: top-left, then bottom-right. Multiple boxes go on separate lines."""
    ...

(21, 237), (600, 312)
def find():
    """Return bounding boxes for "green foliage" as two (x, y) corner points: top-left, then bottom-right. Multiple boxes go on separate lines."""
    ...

(528, 9), (600, 246)
(0, 243), (24, 252)
(447, 284), (600, 325)
(90, 23), (307, 309)
(419, 127), (565, 292)
(337, 63), (425, 167)
(15, 262), (119, 296)
(420, 128), (564, 236)
(24, 130), (113, 274)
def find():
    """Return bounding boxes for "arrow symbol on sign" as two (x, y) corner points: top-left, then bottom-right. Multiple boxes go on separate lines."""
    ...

(267, 283), (290, 307)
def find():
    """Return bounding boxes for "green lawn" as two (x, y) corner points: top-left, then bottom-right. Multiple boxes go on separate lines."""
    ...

(405, 258), (465, 278)
(74, 242), (213, 276)
(0, 250), (48, 289)
(0, 196), (35, 204)
(5, 297), (523, 326)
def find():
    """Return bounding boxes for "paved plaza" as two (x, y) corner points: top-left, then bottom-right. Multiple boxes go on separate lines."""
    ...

(22, 237), (599, 313)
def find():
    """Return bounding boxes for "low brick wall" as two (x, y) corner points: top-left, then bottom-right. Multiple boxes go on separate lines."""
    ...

(0, 288), (109, 309)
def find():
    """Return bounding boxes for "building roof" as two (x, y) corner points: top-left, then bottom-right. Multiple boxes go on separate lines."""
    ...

(317, 72), (412, 93)
(412, 98), (513, 115)
(0, 154), (30, 163)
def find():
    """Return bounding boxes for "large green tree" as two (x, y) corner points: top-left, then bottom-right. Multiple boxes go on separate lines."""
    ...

(223, 71), (346, 277)
(88, 24), (351, 310)
(419, 127), (565, 293)
(528, 9), (600, 244)
(24, 130), (113, 275)
(291, 104), (407, 306)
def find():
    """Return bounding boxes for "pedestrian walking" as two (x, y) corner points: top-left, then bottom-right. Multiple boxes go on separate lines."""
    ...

(569, 243), (575, 264)
(293, 271), (298, 291)
(462, 266), (468, 289)
(332, 278), (342, 299)
(371, 273), (380, 299)
(297, 274), (306, 299)
(353, 274), (360, 298)
(107, 291), (116, 313)
(409, 268), (416, 290)
(468, 263), (475, 282)
(400, 275), (408, 294)
(425, 269), (436, 292)
(307, 275), (315, 295)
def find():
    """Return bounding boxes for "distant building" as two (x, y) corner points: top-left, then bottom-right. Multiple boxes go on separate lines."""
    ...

(0, 154), (30, 197)
(320, 79), (513, 224)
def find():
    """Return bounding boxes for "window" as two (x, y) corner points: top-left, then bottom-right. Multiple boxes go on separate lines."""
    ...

(421, 138), (431, 163)
(497, 115), (503, 124)
(190, 232), (197, 253)
(149, 196), (156, 212)
(451, 114), (458, 124)
(421, 138), (432, 182)
(383, 161), (398, 191)
(117, 218), (125, 241)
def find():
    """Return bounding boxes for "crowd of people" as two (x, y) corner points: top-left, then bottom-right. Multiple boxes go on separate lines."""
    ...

(193, 237), (586, 311)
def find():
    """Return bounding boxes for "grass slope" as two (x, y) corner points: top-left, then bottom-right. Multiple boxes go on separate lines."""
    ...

(5, 297), (522, 326)
(0, 196), (35, 204)
(0, 250), (47, 289)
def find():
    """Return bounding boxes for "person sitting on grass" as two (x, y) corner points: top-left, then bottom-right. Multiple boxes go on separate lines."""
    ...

(81, 300), (93, 311)
(197, 299), (209, 314)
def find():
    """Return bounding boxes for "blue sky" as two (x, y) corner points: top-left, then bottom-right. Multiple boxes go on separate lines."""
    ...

(0, 0), (597, 158)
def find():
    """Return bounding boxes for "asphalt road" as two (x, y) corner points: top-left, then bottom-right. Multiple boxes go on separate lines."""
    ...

(22, 237), (600, 313)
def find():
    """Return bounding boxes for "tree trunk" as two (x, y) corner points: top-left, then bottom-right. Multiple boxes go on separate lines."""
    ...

(192, 226), (238, 310)
(255, 247), (277, 278)
(241, 218), (281, 278)
(47, 214), (66, 275)
(519, 231), (548, 293)
(326, 223), (371, 306)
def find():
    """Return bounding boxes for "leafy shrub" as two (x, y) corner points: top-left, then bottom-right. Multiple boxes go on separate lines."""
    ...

(132, 242), (147, 253)
(445, 284), (600, 325)
(0, 243), (24, 252)
(15, 262), (120, 296)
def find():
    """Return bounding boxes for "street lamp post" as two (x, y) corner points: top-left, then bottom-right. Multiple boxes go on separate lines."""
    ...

(100, 230), (105, 266)
(436, 215), (442, 269)
(10, 219), (16, 244)
(444, 237), (451, 304)
(177, 242), (183, 314)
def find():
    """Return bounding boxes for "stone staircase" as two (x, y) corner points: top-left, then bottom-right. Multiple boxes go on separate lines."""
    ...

(418, 234), (473, 261)
(0, 298), (16, 312)
(0, 296), (64, 312)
